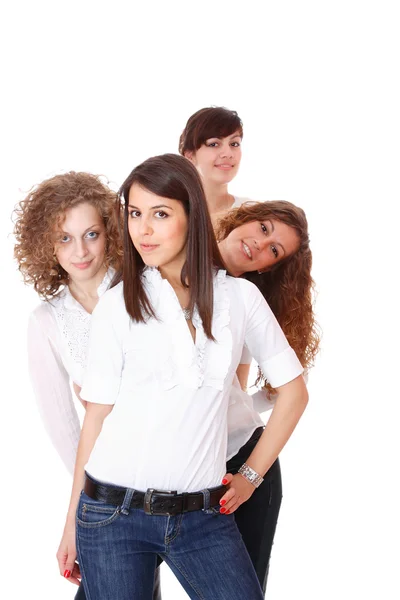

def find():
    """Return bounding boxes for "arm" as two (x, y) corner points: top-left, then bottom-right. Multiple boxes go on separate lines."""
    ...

(28, 312), (81, 475)
(56, 402), (113, 584)
(221, 282), (307, 512)
(57, 287), (124, 583)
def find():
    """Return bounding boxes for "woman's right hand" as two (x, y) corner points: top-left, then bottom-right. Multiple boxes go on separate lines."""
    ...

(56, 520), (80, 585)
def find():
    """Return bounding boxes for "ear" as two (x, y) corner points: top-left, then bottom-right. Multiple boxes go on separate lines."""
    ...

(184, 151), (195, 164)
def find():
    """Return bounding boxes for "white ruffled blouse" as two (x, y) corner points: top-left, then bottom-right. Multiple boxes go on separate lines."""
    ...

(81, 268), (302, 492)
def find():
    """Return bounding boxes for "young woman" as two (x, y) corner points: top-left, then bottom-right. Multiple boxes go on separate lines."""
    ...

(179, 106), (320, 592)
(13, 171), (123, 590)
(57, 153), (307, 599)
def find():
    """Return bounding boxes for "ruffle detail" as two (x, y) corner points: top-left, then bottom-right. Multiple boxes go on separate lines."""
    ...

(140, 268), (232, 392)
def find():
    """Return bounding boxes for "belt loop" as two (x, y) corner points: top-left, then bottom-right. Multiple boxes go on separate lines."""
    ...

(201, 488), (211, 513)
(120, 487), (135, 515)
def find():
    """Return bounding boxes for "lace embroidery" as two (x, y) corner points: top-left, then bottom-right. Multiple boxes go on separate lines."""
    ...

(52, 269), (114, 370)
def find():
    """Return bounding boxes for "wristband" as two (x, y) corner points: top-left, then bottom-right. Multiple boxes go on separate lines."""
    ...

(238, 463), (264, 488)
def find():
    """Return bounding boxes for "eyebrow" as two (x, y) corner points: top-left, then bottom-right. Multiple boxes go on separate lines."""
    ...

(128, 204), (173, 210)
(60, 223), (102, 235)
(265, 220), (286, 255)
(207, 134), (242, 141)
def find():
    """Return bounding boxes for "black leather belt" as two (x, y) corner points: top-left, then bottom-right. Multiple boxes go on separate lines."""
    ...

(84, 473), (226, 516)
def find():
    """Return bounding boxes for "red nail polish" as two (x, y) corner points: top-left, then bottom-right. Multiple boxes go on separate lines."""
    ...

(220, 507), (226, 513)
(64, 570), (71, 579)
(226, 510), (231, 514)
(220, 499), (226, 506)
(222, 478), (228, 485)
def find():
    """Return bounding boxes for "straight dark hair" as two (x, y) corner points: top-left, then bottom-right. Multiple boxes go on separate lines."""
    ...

(117, 153), (225, 339)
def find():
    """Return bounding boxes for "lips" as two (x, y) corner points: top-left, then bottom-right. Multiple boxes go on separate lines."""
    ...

(215, 164), (234, 170)
(242, 242), (252, 260)
(72, 260), (93, 269)
(140, 244), (159, 253)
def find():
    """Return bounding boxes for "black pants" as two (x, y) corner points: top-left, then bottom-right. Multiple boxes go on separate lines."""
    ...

(75, 427), (281, 599)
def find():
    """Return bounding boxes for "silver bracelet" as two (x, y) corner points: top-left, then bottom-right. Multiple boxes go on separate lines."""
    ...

(238, 463), (264, 488)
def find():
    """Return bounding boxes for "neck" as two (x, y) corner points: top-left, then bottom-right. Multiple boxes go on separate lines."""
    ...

(218, 239), (243, 277)
(68, 266), (108, 303)
(202, 180), (234, 217)
(158, 258), (187, 290)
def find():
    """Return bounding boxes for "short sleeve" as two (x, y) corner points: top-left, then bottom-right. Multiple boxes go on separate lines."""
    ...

(80, 287), (125, 405)
(241, 280), (304, 388)
(28, 309), (80, 475)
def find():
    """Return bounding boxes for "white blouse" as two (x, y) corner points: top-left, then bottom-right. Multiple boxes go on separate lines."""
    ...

(27, 270), (114, 474)
(81, 268), (302, 493)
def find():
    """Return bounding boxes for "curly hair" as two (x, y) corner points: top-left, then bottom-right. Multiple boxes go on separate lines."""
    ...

(13, 172), (123, 300)
(217, 200), (321, 389)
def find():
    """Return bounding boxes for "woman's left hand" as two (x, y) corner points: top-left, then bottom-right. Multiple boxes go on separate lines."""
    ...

(218, 472), (256, 514)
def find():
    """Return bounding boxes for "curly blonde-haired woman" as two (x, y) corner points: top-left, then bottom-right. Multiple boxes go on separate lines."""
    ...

(13, 171), (122, 592)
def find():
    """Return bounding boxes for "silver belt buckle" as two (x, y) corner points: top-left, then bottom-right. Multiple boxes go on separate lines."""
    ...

(144, 488), (177, 516)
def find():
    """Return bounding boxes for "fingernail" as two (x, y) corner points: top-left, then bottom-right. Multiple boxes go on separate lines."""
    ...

(226, 510), (230, 514)
(220, 507), (226, 513)
(222, 478), (228, 485)
(220, 499), (226, 506)
(64, 570), (71, 579)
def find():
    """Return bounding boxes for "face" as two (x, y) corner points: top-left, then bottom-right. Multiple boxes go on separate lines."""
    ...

(220, 218), (300, 276)
(127, 184), (189, 274)
(187, 131), (242, 185)
(54, 202), (107, 283)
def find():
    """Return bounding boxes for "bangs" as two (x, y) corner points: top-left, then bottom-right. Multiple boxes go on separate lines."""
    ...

(194, 110), (243, 149)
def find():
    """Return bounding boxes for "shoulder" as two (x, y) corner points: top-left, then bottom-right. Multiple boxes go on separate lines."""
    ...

(30, 299), (57, 326)
(28, 300), (59, 341)
(232, 196), (254, 207)
(92, 281), (126, 318)
(225, 274), (261, 299)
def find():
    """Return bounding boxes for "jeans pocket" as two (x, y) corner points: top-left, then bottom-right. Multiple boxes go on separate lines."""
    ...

(76, 491), (121, 529)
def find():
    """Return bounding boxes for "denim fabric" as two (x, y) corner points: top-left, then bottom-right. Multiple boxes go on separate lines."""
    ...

(74, 567), (161, 600)
(76, 487), (263, 600)
(227, 427), (283, 593)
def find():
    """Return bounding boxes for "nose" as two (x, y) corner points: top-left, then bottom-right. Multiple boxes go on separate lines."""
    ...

(219, 143), (233, 159)
(139, 216), (153, 236)
(253, 236), (268, 252)
(74, 239), (89, 259)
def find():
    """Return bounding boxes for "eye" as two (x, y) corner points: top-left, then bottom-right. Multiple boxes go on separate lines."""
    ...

(130, 210), (141, 218)
(60, 234), (70, 243)
(206, 141), (219, 147)
(231, 141), (241, 147)
(85, 231), (99, 240)
(260, 223), (268, 235)
(271, 245), (278, 259)
(155, 210), (168, 219)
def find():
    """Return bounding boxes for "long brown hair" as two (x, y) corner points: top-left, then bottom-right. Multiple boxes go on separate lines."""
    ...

(117, 153), (224, 339)
(179, 106), (243, 155)
(217, 201), (320, 384)
(13, 172), (122, 300)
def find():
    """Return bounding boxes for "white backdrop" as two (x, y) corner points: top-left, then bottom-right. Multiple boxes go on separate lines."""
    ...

(1, 1), (399, 598)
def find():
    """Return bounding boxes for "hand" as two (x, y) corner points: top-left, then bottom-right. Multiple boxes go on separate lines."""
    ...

(56, 521), (80, 586)
(219, 472), (256, 514)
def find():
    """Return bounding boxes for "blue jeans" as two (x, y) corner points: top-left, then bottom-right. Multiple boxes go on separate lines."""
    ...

(76, 486), (263, 600)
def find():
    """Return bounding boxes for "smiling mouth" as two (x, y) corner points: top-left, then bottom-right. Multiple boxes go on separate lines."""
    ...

(242, 242), (252, 259)
(72, 260), (93, 269)
(140, 244), (159, 252)
(215, 164), (234, 170)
